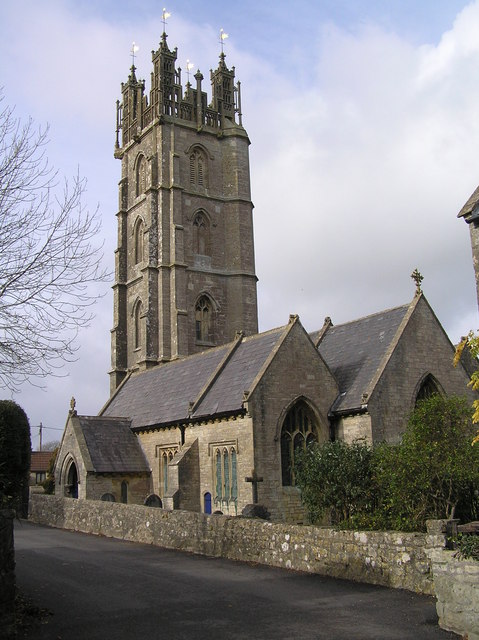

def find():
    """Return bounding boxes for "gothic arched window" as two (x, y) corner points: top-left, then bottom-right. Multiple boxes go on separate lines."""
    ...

(415, 374), (440, 407)
(195, 295), (214, 343)
(136, 155), (147, 196)
(133, 300), (142, 349)
(193, 212), (210, 256)
(280, 400), (319, 487)
(189, 147), (207, 188)
(134, 218), (145, 264)
(213, 446), (238, 506)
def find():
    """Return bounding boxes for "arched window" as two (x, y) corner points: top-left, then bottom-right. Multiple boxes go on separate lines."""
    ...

(213, 446), (238, 507)
(415, 374), (441, 406)
(133, 300), (142, 349)
(193, 212), (210, 256)
(189, 147), (207, 188)
(195, 295), (214, 343)
(280, 400), (319, 486)
(134, 218), (145, 264)
(136, 155), (147, 196)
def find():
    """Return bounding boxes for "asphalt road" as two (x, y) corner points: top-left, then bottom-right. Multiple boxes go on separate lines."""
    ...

(14, 520), (457, 640)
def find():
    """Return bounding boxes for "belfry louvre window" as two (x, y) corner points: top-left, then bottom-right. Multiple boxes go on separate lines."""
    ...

(281, 400), (319, 486)
(189, 148), (207, 188)
(214, 447), (238, 506)
(195, 295), (213, 343)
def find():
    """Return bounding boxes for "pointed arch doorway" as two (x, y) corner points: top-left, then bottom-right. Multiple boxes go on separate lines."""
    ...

(65, 460), (79, 499)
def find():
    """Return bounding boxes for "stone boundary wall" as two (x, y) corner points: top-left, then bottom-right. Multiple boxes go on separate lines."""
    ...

(427, 548), (479, 640)
(0, 510), (15, 639)
(29, 494), (446, 595)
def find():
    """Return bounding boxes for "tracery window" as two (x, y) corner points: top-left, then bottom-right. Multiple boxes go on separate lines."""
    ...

(136, 154), (147, 196)
(134, 218), (145, 264)
(158, 446), (177, 498)
(195, 295), (213, 343)
(281, 400), (319, 486)
(193, 212), (210, 256)
(415, 374), (440, 406)
(189, 148), (207, 188)
(214, 447), (238, 506)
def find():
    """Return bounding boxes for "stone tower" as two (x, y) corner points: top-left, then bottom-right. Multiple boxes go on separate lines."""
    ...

(110, 32), (258, 393)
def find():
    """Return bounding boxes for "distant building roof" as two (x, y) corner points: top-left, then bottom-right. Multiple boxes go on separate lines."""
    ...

(102, 326), (287, 429)
(314, 303), (410, 414)
(76, 416), (150, 474)
(458, 184), (479, 222)
(30, 451), (55, 472)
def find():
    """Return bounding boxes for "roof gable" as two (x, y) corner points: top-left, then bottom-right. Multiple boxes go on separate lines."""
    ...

(317, 303), (410, 413)
(102, 326), (287, 428)
(76, 416), (149, 473)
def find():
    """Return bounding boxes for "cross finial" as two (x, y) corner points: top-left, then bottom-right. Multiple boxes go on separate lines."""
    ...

(130, 42), (139, 68)
(411, 268), (424, 295)
(186, 59), (194, 84)
(219, 28), (229, 54)
(69, 396), (77, 415)
(162, 7), (171, 33)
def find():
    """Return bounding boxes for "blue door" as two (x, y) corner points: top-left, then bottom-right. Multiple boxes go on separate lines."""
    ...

(204, 492), (212, 514)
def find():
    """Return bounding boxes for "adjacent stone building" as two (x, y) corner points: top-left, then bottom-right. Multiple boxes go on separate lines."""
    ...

(458, 184), (479, 310)
(54, 31), (476, 523)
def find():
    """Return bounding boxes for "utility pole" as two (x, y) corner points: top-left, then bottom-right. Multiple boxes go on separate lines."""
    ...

(39, 422), (43, 451)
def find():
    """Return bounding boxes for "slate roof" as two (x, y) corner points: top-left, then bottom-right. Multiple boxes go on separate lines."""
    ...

(77, 416), (150, 473)
(313, 303), (410, 414)
(458, 184), (479, 221)
(102, 326), (286, 429)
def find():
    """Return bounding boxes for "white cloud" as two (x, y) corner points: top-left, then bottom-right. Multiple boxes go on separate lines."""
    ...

(1, 0), (479, 441)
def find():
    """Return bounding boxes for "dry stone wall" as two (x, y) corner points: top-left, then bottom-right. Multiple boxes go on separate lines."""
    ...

(29, 494), (446, 595)
(427, 547), (479, 640)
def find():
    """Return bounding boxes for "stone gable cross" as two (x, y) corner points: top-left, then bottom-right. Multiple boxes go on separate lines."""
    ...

(245, 469), (263, 504)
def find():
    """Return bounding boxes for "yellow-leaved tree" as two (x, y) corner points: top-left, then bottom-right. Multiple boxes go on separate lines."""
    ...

(454, 331), (479, 445)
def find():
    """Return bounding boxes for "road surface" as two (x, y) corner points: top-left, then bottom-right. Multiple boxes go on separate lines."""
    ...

(14, 520), (456, 639)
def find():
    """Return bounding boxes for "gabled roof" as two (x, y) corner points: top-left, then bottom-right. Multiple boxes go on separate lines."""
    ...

(101, 326), (288, 429)
(314, 303), (411, 414)
(30, 451), (54, 472)
(75, 416), (150, 473)
(458, 184), (479, 222)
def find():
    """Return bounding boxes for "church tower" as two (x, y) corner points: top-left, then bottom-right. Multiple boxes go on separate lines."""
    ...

(110, 31), (258, 393)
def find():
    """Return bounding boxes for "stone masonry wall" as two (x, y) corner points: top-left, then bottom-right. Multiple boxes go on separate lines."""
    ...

(29, 494), (445, 595)
(427, 547), (479, 640)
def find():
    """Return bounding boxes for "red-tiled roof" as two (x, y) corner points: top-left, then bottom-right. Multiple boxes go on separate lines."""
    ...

(30, 451), (55, 472)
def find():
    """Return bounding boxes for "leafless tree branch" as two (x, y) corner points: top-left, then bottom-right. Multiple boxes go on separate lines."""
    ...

(0, 93), (110, 391)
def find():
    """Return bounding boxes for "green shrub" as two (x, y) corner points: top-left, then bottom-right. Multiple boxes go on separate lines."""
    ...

(455, 534), (479, 562)
(41, 447), (58, 495)
(0, 400), (31, 516)
(296, 395), (479, 532)
(295, 439), (375, 525)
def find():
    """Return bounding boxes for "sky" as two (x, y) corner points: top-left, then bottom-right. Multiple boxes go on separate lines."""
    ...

(1, 0), (479, 449)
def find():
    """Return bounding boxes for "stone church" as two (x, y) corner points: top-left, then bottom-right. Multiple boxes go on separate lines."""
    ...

(54, 31), (476, 523)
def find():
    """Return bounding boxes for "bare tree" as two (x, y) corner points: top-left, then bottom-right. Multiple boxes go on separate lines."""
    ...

(0, 95), (109, 391)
